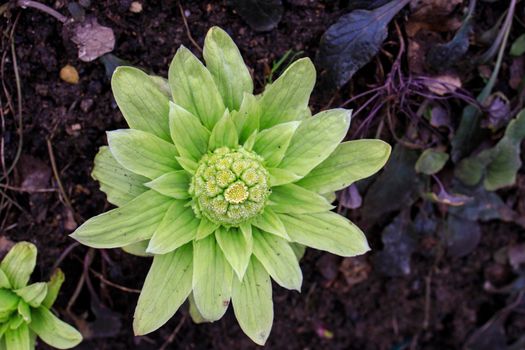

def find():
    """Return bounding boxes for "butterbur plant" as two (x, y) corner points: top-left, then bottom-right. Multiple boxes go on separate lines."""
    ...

(0, 242), (82, 349)
(71, 26), (391, 344)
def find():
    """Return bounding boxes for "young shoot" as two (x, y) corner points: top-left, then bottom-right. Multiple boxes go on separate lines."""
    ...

(0, 242), (82, 349)
(70, 26), (391, 345)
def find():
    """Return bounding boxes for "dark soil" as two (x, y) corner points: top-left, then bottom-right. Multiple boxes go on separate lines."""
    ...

(1, 1), (524, 349)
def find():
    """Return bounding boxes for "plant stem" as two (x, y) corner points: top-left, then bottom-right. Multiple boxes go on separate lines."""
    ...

(16, 0), (67, 23)
(480, 0), (516, 102)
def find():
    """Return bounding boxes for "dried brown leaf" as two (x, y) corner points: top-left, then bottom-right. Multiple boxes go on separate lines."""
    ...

(71, 17), (115, 62)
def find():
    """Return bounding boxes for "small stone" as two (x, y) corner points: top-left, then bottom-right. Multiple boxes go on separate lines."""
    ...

(71, 123), (82, 131)
(59, 64), (79, 84)
(129, 1), (142, 13)
(66, 123), (82, 136)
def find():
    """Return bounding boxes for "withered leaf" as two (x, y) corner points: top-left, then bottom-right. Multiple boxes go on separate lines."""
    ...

(317, 0), (410, 88)
(71, 17), (115, 62)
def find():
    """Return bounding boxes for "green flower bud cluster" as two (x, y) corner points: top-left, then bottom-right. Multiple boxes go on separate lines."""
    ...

(190, 147), (270, 225)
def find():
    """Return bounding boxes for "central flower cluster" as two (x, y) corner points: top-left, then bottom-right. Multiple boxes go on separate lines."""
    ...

(190, 147), (270, 226)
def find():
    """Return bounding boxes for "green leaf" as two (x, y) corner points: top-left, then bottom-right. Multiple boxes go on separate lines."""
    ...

(269, 183), (333, 214)
(454, 157), (484, 186)
(29, 307), (82, 349)
(510, 34), (525, 56)
(111, 67), (171, 141)
(42, 269), (65, 309)
(1, 242), (37, 289)
(145, 171), (190, 199)
(149, 75), (171, 99)
(290, 243), (306, 261)
(455, 110), (525, 191)
(252, 208), (290, 240)
(71, 191), (172, 249)
(0, 268), (11, 289)
(134, 244), (193, 335)
(253, 122), (299, 167)
(258, 58), (315, 129)
(147, 201), (199, 254)
(415, 149), (449, 175)
(176, 156), (199, 174)
(239, 222), (253, 248)
(268, 167), (301, 186)
(280, 211), (370, 257)
(231, 257), (273, 346)
(192, 235), (234, 321)
(0, 325), (7, 343)
(297, 139), (391, 193)
(483, 111), (525, 190)
(14, 282), (47, 308)
(4, 323), (30, 350)
(0, 290), (19, 314)
(484, 141), (523, 191)
(169, 102), (210, 161)
(107, 129), (180, 180)
(279, 109), (351, 177)
(242, 131), (258, 151)
(8, 314), (23, 330)
(195, 218), (220, 240)
(17, 301), (31, 323)
(121, 241), (152, 257)
(322, 191), (337, 203)
(188, 293), (208, 324)
(92, 146), (148, 207)
(232, 93), (261, 143)
(252, 229), (302, 291)
(208, 112), (239, 150)
(215, 227), (253, 280)
(168, 46), (225, 130)
(203, 27), (253, 111)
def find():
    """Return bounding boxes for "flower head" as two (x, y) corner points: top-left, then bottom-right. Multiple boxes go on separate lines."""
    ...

(71, 26), (391, 345)
(0, 242), (82, 349)
(190, 146), (270, 225)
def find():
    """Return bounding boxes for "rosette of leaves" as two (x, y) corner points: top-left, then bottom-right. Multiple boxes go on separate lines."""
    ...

(71, 27), (391, 344)
(0, 242), (82, 349)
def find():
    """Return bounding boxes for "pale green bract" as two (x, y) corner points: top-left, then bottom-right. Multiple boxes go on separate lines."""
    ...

(71, 26), (391, 345)
(0, 242), (82, 350)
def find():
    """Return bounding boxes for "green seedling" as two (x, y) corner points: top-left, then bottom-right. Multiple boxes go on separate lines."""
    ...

(0, 242), (82, 349)
(71, 26), (391, 345)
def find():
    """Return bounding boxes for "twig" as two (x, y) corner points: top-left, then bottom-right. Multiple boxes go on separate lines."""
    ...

(177, 1), (202, 53)
(0, 188), (28, 214)
(46, 138), (73, 209)
(50, 242), (80, 275)
(0, 183), (56, 193)
(480, 0), (516, 101)
(0, 14), (23, 182)
(159, 314), (188, 350)
(16, 0), (67, 23)
(66, 249), (94, 312)
(89, 268), (141, 294)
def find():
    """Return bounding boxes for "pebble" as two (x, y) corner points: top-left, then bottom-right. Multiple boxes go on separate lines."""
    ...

(59, 64), (79, 84)
(130, 1), (142, 13)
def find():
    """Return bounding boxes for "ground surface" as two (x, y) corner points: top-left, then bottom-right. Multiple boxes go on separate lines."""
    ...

(1, 1), (524, 349)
